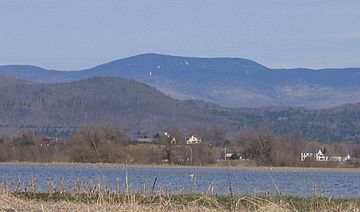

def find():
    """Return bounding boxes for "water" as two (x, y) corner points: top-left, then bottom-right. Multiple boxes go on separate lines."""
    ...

(0, 164), (359, 198)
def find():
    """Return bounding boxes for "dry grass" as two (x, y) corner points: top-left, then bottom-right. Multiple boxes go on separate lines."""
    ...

(0, 177), (359, 211)
(0, 192), (359, 212)
(0, 193), (291, 212)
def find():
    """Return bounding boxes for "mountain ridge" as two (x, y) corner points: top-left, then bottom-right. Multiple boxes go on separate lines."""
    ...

(1, 53), (360, 108)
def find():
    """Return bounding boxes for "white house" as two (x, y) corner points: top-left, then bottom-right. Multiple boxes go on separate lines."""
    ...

(186, 135), (202, 145)
(301, 149), (350, 162)
(342, 154), (351, 161)
(315, 150), (328, 161)
(225, 153), (233, 159)
(330, 156), (342, 162)
(301, 152), (314, 161)
(329, 154), (351, 162)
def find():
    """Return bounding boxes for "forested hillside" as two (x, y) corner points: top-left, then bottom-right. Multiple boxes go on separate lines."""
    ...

(1, 76), (360, 142)
(0, 76), (236, 137)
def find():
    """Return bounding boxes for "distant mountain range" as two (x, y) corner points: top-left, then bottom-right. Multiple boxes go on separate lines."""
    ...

(1, 75), (360, 142)
(1, 53), (360, 108)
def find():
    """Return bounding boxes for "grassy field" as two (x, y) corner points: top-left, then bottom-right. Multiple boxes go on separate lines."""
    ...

(0, 192), (360, 211)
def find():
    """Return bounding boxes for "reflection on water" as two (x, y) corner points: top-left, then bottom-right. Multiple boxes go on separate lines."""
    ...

(0, 164), (359, 198)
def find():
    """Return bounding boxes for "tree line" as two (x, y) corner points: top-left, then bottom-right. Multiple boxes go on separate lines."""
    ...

(0, 125), (359, 167)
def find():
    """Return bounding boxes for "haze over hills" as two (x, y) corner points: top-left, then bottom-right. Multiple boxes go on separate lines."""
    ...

(1, 75), (360, 142)
(1, 53), (360, 108)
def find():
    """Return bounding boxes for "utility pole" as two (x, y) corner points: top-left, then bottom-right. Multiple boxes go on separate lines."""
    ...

(190, 146), (193, 162)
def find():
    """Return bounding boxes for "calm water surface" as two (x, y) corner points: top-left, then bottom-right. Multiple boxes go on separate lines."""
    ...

(0, 164), (359, 198)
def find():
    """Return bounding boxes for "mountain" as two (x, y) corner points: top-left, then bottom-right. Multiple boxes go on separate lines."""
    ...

(0, 76), (237, 137)
(1, 75), (360, 142)
(1, 53), (360, 108)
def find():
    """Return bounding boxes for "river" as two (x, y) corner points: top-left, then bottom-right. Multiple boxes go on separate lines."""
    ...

(0, 164), (359, 198)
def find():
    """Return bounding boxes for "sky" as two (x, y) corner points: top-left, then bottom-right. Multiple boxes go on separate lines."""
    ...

(0, 0), (360, 70)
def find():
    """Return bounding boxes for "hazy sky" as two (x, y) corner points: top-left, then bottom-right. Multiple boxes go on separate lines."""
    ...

(0, 0), (359, 70)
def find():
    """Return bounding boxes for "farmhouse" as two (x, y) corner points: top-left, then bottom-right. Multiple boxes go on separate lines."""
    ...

(301, 149), (350, 162)
(186, 135), (202, 145)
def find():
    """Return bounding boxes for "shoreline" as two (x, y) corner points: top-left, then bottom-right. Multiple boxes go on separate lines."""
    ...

(1, 161), (360, 172)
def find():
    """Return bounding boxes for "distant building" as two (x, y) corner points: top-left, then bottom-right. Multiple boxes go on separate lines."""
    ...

(170, 137), (176, 144)
(301, 149), (350, 162)
(330, 156), (342, 162)
(225, 153), (233, 159)
(164, 132), (176, 144)
(343, 154), (351, 161)
(315, 150), (328, 161)
(300, 152), (314, 161)
(186, 135), (202, 145)
(225, 153), (241, 160)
